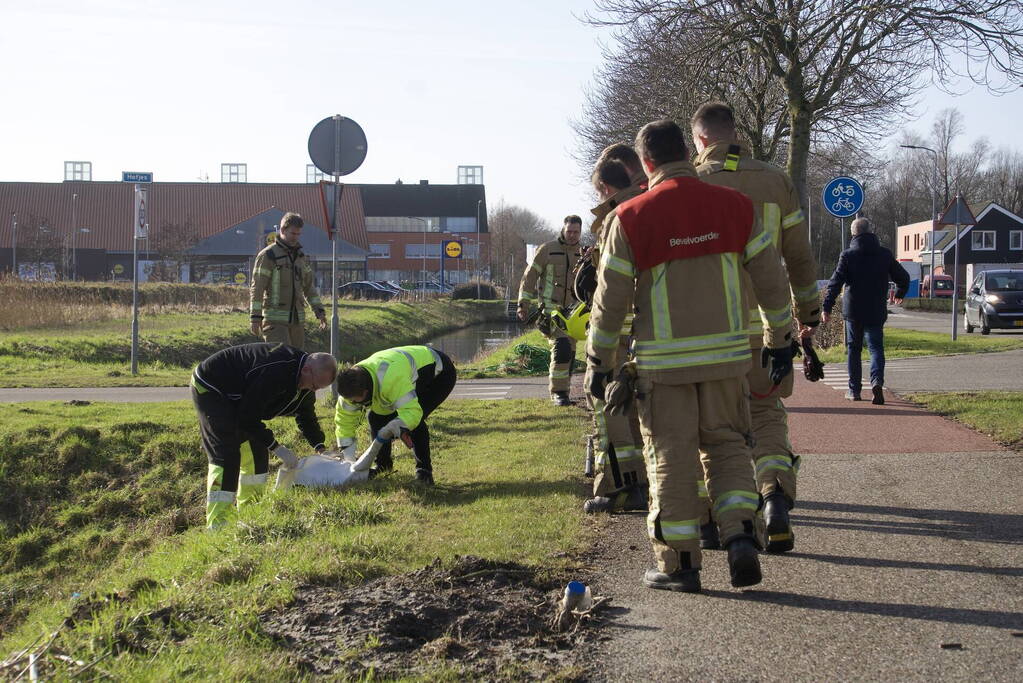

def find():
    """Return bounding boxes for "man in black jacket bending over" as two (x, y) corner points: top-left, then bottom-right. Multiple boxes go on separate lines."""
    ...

(823, 218), (910, 405)
(192, 343), (338, 529)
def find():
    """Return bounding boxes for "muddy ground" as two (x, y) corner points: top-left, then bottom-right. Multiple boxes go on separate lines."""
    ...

(260, 555), (613, 680)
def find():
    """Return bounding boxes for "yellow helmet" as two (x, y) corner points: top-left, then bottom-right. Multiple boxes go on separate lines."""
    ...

(564, 302), (590, 341)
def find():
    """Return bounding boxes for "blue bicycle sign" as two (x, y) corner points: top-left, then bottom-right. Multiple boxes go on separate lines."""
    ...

(822, 176), (864, 218)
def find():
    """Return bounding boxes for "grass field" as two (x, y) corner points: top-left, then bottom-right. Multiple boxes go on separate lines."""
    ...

(0, 300), (504, 387)
(0, 397), (591, 678)
(902, 391), (1023, 449)
(816, 327), (1023, 364)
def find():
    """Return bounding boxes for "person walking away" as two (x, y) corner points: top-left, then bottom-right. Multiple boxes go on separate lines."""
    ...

(823, 218), (910, 404)
(582, 149), (648, 514)
(192, 344), (337, 529)
(586, 119), (794, 593)
(517, 216), (583, 406)
(334, 345), (456, 485)
(692, 102), (821, 553)
(249, 212), (327, 349)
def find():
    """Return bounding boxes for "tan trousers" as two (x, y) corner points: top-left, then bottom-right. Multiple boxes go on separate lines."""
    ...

(593, 339), (646, 497)
(547, 330), (576, 393)
(746, 348), (798, 503)
(639, 375), (758, 573)
(262, 320), (305, 349)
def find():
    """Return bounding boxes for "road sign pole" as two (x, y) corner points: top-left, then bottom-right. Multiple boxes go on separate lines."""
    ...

(329, 116), (342, 402)
(951, 194), (961, 341)
(840, 217), (845, 252)
(131, 186), (140, 375)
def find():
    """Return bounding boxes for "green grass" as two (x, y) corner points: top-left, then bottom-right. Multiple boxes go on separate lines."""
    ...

(0, 397), (591, 678)
(0, 300), (504, 387)
(459, 329), (587, 379)
(902, 391), (1023, 449)
(817, 327), (1023, 364)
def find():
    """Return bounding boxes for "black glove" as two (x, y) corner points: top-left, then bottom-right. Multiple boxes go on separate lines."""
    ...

(760, 345), (794, 386)
(586, 367), (612, 402)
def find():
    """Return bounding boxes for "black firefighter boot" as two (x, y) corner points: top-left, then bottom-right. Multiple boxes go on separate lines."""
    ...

(725, 533), (763, 588)
(764, 492), (795, 553)
(700, 521), (721, 550)
(583, 484), (648, 513)
(643, 552), (701, 593)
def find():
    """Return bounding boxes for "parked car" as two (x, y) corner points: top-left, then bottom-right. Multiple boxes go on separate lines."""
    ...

(963, 269), (1023, 334)
(411, 281), (453, 294)
(920, 274), (954, 298)
(337, 281), (397, 300)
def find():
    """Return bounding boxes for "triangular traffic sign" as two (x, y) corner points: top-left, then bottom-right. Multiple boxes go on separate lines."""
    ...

(937, 195), (976, 226)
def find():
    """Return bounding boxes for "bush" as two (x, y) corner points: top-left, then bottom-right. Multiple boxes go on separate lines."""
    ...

(451, 281), (498, 300)
(903, 297), (954, 313)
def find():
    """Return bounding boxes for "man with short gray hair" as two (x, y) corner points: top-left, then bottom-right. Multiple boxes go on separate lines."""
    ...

(823, 218), (910, 404)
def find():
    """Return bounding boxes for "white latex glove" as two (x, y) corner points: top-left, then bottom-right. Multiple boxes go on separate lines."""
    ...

(274, 445), (299, 469)
(351, 438), (384, 472)
(376, 418), (404, 442)
(338, 437), (357, 462)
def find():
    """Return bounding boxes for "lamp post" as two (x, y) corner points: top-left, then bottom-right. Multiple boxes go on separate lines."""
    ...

(476, 200), (483, 298)
(407, 216), (432, 299)
(900, 144), (939, 296)
(10, 213), (16, 278)
(72, 227), (90, 280)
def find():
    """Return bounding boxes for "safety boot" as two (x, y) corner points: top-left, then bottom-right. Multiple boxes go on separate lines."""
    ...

(643, 567), (701, 593)
(415, 469), (435, 486)
(764, 492), (794, 553)
(725, 536), (762, 588)
(583, 485), (647, 513)
(699, 521), (721, 550)
(551, 391), (572, 407)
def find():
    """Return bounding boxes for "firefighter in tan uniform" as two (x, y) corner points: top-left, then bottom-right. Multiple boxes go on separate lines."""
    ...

(586, 120), (794, 592)
(692, 102), (821, 553)
(517, 216), (583, 406)
(582, 148), (648, 513)
(249, 212), (327, 349)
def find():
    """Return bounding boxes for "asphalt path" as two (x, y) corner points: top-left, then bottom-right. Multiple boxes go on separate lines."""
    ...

(587, 377), (1023, 682)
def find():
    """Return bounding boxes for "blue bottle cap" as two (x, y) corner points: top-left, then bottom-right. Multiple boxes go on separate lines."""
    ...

(567, 581), (586, 595)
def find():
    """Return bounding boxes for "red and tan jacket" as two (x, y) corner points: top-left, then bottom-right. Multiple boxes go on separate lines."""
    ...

(586, 161), (792, 384)
(695, 142), (820, 348)
(517, 236), (580, 313)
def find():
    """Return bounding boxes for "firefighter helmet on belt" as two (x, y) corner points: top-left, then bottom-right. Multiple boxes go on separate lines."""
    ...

(564, 302), (590, 341)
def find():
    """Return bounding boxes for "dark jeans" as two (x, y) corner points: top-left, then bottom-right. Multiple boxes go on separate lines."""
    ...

(845, 321), (885, 393)
(368, 352), (457, 475)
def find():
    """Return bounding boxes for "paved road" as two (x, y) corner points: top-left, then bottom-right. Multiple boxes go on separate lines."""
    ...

(589, 377), (1023, 682)
(819, 349), (1023, 394)
(0, 377), (552, 403)
(887, 306), (1023, 336)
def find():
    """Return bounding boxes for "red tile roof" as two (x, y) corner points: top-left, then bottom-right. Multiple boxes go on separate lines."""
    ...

(0, 181), (367, 252)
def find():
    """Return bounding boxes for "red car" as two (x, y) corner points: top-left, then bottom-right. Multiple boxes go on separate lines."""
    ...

(920, 274), (954, 298)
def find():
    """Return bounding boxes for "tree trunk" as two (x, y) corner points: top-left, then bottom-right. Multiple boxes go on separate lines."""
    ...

(786, 106), (814, 211)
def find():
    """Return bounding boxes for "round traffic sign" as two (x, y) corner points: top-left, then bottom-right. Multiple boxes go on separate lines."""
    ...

(113, 264), (124, 274)
(234, 272), (247, 284)
(307, 116), (368, 177)
(822, 176), (864, 218)
(444, 241), (463, 258)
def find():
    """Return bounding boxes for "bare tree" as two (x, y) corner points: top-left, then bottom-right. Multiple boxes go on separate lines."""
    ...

(488, 201), (557, 289)
(586, 1), (1023, 205)
(148, 220), (201, 282)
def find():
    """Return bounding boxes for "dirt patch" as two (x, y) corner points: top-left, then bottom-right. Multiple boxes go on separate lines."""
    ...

(260, 556), (610, 680)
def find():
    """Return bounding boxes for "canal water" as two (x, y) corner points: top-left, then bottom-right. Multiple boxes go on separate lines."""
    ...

(426, 321), (525, 364)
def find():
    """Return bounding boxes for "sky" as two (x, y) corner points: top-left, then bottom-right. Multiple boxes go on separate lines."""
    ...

(2, 0), (1022, 228)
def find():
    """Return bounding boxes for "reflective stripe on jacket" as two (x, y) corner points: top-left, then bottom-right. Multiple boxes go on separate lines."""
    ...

(249, 239), (325, 323)
(695, 142), (820, 347)
(586, 161), (793, 384)
(517, 237), (580, 312)
(333, 345), (445, 439)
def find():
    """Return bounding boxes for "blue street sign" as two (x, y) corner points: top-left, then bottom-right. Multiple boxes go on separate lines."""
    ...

(122, 171), (153, 183)
(822, 176), (863, 217)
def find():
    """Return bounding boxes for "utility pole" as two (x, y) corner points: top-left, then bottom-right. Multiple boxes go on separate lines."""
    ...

(10, 213), (16, 278)
(900, 145), (939, 295)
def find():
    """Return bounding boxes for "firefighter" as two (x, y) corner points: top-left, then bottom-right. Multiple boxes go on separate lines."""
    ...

(334, 345), (456, 485)
(585, 119), (794, 592)
(249, 212), (327, 349)
(582, 148), (648, 514)
(192, 343), (337, 529)
(517, 215), (583, 406)
(692, 102), (821, 553)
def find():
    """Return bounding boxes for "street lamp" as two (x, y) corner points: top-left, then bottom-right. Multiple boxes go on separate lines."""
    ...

(71, 227), (90, 280)
(900, 144), (939, 297)
(9, 213), (16, 279)
(406, 216), (432, 299)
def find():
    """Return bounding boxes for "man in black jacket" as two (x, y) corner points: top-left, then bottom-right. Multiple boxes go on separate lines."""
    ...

(823, 218), (910, 404)
(192, 343), (337, 529)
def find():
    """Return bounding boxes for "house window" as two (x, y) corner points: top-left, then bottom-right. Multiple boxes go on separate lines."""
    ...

(1011, 230), (1022, 250)
(306, 164), (325, 183)
(366, 217), (441, 233)
(405, 243), (442, 259)
(904, 235), (910, 252)
(368, 244), (390, 259)
(914, 234), (920, 250)
(457, 165), (483, 184)
(446, 217), (477, 233)
(64, 161), (92, 181)
(971, 230), (996, 250)
(221, 163), (247, 183)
